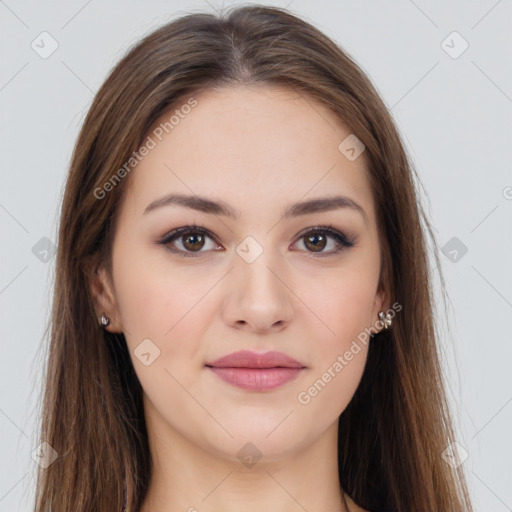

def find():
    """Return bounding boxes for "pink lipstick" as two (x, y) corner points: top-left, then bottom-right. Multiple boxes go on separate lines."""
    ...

(205, 350), (306, 391)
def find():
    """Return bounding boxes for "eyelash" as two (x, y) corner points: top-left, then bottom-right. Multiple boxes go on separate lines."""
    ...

(157, 223), (356, 258)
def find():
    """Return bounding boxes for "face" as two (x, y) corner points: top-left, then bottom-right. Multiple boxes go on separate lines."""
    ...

(92, 84), (386, 464)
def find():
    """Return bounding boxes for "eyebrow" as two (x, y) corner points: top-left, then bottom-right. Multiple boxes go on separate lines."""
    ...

(143, 193), (368, 226)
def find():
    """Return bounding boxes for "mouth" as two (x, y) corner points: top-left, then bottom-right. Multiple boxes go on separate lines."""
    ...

(205, 366), (306, 391)
(205, 350), (307, 391)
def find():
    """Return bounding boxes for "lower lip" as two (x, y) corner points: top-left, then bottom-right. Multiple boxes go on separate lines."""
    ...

(206, 366), (305, 391)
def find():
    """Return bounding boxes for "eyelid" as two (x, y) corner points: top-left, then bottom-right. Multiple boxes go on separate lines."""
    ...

(158, 224), (222, 257)
(292, 224), (356, 256)
(157, 223), (356, 257)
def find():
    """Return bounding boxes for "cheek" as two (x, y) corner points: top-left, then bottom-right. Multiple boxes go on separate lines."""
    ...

(111, 248), (212, 400)
(293, 267), (376, 415)
(112, 238), (209, 340)
(306, 269), (378, 349)
(296, 290), (370, 423)
(111, 229), (378, 420)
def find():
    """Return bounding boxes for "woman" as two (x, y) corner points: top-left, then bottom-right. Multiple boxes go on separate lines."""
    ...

(33, 5), (474, 511)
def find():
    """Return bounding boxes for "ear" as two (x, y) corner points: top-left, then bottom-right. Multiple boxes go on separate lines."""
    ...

(372, 280), (390, 328)
(89, 263), (124, 333)
(372, 249), (392, 330)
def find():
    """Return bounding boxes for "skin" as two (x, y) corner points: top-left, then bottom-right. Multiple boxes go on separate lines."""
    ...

(90, 84), (387, 512)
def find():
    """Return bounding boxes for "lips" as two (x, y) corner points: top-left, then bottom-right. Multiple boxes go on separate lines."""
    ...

(205, 350), (306, 369)
(205, 350), (306, 391)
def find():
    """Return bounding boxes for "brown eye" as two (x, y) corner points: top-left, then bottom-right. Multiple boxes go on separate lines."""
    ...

(304, 232), (327, 252)
(159, 226), (221, 257)
(293, 226), (355, 257)
(182, 232), (206, 252)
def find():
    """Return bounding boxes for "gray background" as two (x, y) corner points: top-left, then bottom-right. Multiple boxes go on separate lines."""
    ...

(1, 0), (511, 510)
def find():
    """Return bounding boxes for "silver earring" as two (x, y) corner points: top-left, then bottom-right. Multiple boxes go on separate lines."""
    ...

(378, 311), (393, 330)
(100, 314), (110, 327)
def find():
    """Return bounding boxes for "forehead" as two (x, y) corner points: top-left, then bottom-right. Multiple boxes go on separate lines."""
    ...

(120, 84), (376, 225)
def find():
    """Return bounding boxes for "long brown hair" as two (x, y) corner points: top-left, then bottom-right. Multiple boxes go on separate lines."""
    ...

(33, 5), (473, 511)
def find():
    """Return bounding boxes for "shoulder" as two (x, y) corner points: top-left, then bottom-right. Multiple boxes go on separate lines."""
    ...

(345, 493), (371, 512)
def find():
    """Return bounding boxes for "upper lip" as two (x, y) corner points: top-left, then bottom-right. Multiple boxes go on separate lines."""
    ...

(206, 350), (306, 369)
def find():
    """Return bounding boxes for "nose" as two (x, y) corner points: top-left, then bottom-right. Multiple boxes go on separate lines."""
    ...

(220, 251), (294, 334)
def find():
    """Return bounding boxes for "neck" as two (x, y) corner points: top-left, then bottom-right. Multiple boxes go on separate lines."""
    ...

(138, 398), (349, 512)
